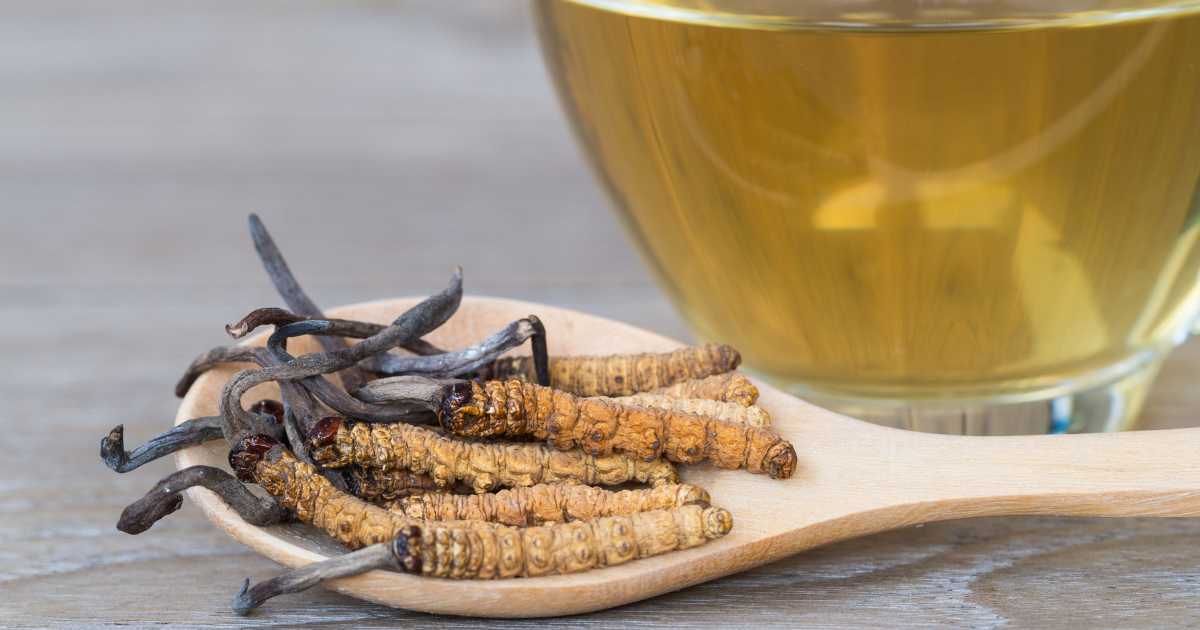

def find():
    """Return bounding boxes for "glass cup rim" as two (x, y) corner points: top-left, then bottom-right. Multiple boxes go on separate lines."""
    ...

(554, 0), (1200, 31)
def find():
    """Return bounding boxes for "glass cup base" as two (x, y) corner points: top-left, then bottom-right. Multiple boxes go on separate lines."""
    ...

(779, 354), (1168, 436)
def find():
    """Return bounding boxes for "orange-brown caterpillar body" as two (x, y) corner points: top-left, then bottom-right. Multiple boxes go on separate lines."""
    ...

(386, 483), (710, 527)
(401, 502), (731, 579)
(312, 419), (679, 492)
(648, 373), (759, 407)
(442, 380), (797, 479)
(254, 448), (732, 577)
(491, 344), (741, 397)
(601, 394), (771, 430)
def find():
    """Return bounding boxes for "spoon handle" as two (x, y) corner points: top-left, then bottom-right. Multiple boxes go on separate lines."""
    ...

(883, 427), (1200, 519)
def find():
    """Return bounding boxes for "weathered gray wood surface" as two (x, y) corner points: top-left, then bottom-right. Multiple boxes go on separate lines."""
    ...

(2, 0), (1199, 627)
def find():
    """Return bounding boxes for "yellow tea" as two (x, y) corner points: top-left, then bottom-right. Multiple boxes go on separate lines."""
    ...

(535, 0), (1200, 407)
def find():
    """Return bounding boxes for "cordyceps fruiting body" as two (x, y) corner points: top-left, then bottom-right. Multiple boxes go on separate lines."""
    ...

(104, 214), (785, 616)
(440, 380), (797, 479)
(600, 394), (771, 430)
(386, 482), (711, 527)
(647, 373), (760, 407)
(239, 436), (733, 571)
(489, 344), (742, 397)
(310, 417), (680, 492)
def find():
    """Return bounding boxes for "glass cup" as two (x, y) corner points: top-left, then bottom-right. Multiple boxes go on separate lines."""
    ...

(532, 0), (1200, 435)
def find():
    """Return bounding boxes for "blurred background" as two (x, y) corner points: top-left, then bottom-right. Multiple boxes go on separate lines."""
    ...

(4, 1), (1200, 626)
(0, 0), (690, 623)
(0, 0), (689, 336)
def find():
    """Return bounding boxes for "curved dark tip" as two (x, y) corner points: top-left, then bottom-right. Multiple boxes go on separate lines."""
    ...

(117, 493), (183, 535)
(231, 579), (260, 615)
(101, 425), (127, 472)
(174, 374), (193, 398)
(528, 314), (550, 387)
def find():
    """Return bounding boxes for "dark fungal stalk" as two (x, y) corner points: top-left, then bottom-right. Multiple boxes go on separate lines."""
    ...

(249, 214), (366, 394)
(101, 417), (224, 473)
(357, 315), (550, 385)
(277, 383), (321, 467)
(231, 535), (417, 615)
(264, 320), (450, 425)
(217, 268), (466, 435)
(226, 307), (446, 357)
(248, 215), (446, 378)
(226, 307), (385, 341)
(117, 465), (291, 535)
(177, 341), (442, 426)
(176, 346), (274, 398)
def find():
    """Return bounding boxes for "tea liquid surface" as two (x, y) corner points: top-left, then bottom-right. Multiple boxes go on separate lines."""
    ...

(535, 0), (1200, 400)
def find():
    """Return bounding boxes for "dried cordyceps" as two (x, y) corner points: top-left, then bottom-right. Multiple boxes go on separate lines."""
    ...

(311, 417), (680, 492)
(253, 447), (488, 549)
(357, 316), (549, 383)
(176, 343), (440, 426)
(102, 214), (805, 618)
(247, 440), (732, 565)
(248, 214), (445, 361)
(601, 394), (771, 430)
(385, 482), (711, 527)
(226, 307), (389, 345)
(230, 498), (732, 614)
(117, 465), (292, 534)
(409, 502), (731, 578)
(648, 373), (759, 407)
(249, 214), (368, 395)
(217, 269), (465, 432)
(101, 417), (224, 473)
(441, 380), (797, 479)
(231, 541), (411, 614)
(488, 344), (741, 397)
(269, 316), (549, 391)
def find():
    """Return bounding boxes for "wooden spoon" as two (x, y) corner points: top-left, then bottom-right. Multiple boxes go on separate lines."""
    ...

(176, 296), (1200, 618)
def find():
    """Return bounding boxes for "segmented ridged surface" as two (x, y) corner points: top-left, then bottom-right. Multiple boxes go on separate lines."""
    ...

(414, 503), (733, 579)
(445, 381), (798, 479)
(601, 394), (771, 430)
(647, 373), (759, 407)
(491, 344), (741, 397)
(255, 450), (733, 578)
(386, 483), (710, 526)
(313, 421), (679, 492)
(255, 450), (490, 549)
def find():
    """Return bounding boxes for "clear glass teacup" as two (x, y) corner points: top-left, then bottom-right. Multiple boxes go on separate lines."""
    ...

(533, 0), (1200, 434)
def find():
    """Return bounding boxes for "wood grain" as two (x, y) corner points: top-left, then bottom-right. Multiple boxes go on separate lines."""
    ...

(3, 0), (1200, 627)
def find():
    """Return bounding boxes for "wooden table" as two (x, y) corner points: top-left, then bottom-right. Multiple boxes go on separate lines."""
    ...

(2, 1), (1199, 626)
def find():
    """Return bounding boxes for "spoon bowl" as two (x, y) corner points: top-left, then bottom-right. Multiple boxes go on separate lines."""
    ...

(176, 296), (1200, 617)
